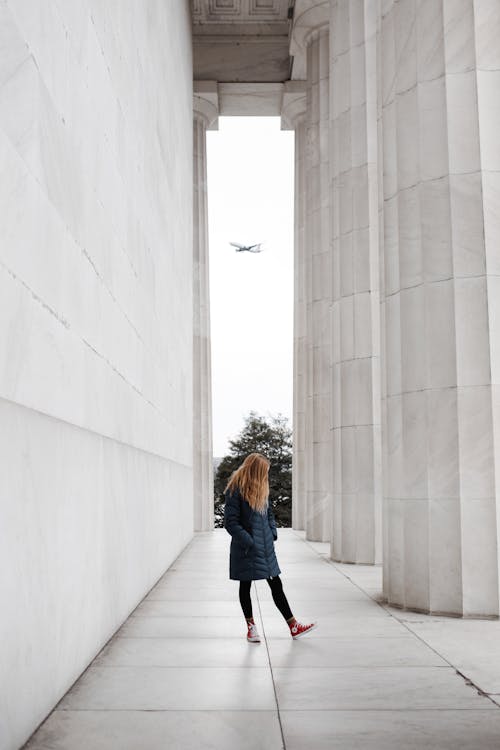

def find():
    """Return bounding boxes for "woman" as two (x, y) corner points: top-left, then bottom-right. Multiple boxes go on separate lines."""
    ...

(224, 452), (317, 642)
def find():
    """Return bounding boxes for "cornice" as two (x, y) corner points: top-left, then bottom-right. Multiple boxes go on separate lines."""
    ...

(281, 80), (307, 130)
(289, 0), (329, 79)
(193, 81), (219, 130)
(290, 0), (329, 53)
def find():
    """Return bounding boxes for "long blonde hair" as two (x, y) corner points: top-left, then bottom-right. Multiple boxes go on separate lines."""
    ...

(226, 453), (270, 513)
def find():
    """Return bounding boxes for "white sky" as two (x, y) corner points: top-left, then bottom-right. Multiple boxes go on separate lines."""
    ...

(207, 117), (294, 457)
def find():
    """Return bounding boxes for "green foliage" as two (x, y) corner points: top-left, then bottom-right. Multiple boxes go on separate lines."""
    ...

(214, 412), (292, 528)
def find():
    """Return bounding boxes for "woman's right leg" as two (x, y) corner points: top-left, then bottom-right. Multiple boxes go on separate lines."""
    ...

(239, 580), (253, 620)
(267, 576), (317, 638)
(266, 576), (293, 621)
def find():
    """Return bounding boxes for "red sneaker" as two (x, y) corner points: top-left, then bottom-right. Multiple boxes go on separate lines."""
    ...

(247, 622), (261, 643)
(290, 620), (317, 640)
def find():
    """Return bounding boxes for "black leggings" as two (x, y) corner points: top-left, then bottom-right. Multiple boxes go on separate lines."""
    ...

(239, 577), (293, 622)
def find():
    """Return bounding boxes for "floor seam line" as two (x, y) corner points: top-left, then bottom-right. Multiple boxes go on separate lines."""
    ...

(255, 581), (287, 750)
(51, 706), (496, 716)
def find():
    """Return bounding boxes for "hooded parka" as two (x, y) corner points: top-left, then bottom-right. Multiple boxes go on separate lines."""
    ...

(224, 487), (281, 581)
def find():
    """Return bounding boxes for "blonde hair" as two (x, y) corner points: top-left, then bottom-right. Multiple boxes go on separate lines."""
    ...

(225, 453), (270, 513)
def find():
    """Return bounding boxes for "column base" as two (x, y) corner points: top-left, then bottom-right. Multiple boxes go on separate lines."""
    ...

(386, 600), (500, 620)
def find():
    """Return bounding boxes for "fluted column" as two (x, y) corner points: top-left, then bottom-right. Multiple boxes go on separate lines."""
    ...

(282, 84), (307, 531)
(329, 0), (382, 564)
(292, 1), (331, 541)
(381, 1), (500, 615)
(193, 83), (218, 531)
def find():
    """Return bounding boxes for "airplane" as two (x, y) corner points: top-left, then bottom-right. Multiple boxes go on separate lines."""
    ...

(230, 241), (263, 254)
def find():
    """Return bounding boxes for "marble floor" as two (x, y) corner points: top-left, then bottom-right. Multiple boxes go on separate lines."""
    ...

(24, 530), (500, 749)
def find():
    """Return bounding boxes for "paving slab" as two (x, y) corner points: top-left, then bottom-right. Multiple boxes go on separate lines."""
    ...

(259, 598), (392, 617)
(58, 666), (276, 711)
(119, 615), (258, 639)
(25, 710), (284, 750)
(257, 586), (377, 602)
(94, 636), (270, 668)
(280, 710), (500, 750)
(144, 586), (239, 601)
(266, 636), (447, 668)
(132, 599), (244, 617)
(260, 613), (412, 638)
(273, 666), (496, 710)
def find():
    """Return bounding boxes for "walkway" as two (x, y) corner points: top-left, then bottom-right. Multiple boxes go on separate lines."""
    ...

(25, 530), (500, 749)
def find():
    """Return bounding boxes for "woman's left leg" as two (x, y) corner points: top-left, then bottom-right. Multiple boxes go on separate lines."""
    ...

(240, 580), (261, 642)
(239, 580), (253, 620)
(266, 576), (294, 621)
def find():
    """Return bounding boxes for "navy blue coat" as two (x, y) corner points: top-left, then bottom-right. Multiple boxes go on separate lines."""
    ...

(224, 488), (281, 581)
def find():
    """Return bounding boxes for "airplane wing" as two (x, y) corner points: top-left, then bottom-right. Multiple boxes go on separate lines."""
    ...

(248, 243), (263, 253)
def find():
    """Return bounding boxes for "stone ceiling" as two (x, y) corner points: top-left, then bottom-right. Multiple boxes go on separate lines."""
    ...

(192, 0), (293, 82)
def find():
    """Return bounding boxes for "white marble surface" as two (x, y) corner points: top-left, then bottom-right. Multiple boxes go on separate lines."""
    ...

(192, 0), (291, 83)
(3, 2), (500, 746)
(194, 39), (290, 84)
(291, 0), (499, 589)
(193, 107), (215, 531)
(218, 82), (285, 115)
(381, 0), (500, 616)
(284, 93), (308, 532)
(303, 23), (332, 542)
(290, 0), (330, 80)
(23, 530), (500, 750)
(0, 3), (194, 749)
(329, 0), (382, 565)
(476, 23), (500, 627)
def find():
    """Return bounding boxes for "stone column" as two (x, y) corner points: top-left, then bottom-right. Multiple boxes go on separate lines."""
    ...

(282, 83), (308, 531)
(329, 0), (382, 564)
(381, 1), (500, 615)
(291, 1), (331, 541)
(193, 83), (218, 531)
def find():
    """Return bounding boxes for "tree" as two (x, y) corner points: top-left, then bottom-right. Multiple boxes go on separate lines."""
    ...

(214, 412), (292, 528)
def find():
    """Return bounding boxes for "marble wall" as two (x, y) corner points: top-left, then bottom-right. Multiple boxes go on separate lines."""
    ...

(0, 2), (194, 748)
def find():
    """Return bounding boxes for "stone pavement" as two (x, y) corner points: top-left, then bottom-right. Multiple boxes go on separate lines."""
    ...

(24, 529), (500, 749)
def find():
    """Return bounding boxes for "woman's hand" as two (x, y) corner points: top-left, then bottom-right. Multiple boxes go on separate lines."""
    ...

(267, 504), (278, 541)
(224, 490), (254, 550)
